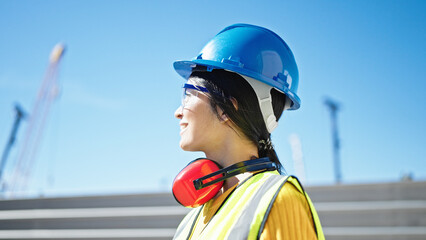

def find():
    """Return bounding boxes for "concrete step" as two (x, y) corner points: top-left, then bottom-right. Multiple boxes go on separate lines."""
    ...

(0, 229), (176, 240)
(306, 181), (426, 202)
(0, 193), (178, 210)
(0, 201), (424, 229)
(0, 227), (424, 240)
(324, 227), (426, 240)
(315, 200), (426, 227)
(0, 206), (189, 229)
(1, 181), (424, 210)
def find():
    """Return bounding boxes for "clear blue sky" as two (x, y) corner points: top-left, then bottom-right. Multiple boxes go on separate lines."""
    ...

(0, 0), (425, 197)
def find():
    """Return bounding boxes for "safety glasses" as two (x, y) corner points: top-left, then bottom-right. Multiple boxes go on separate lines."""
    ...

(182, 83), (209, 108)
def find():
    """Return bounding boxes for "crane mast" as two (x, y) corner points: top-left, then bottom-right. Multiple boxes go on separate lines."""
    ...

(0, 104), (27, 189)
(324, 98), (342, 184)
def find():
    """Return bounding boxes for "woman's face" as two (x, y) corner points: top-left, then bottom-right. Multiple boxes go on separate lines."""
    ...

(174, 79), (225, 152)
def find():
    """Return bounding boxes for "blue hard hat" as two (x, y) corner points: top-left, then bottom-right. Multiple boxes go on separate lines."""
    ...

(174, 24), (300, 110)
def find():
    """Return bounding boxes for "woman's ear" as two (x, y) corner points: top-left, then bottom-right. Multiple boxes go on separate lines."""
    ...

(217, 97), (238, 122)
(230, 97), (238, 110)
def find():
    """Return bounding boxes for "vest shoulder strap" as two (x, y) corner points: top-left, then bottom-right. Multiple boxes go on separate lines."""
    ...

(173, 207), (202, 240)
(227, 173), (288, 240)
(256, 176), (325, 240)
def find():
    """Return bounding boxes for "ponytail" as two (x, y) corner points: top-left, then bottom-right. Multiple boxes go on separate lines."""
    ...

(258, 138), (284, 174)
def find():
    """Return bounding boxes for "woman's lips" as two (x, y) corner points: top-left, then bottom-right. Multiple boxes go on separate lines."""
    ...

(179, 123), (188, 135)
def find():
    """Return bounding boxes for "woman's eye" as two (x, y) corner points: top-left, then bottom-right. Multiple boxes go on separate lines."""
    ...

(186, 89), (197, 97)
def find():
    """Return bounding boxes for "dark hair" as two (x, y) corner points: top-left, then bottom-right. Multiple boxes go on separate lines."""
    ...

(189, 68), (286, 173)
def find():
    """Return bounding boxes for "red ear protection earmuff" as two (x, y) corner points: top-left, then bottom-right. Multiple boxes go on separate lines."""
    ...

(172, 158), (223, 208)
(172, 157), (276, 208)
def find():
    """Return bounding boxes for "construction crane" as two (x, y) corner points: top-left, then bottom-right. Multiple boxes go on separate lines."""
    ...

(324, 97), (342, 184)
(6, 43), (66, 196)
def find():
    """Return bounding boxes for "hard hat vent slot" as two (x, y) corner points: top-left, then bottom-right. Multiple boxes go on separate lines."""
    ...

(273, 73), (288, 86)
(221, 57), (244, 68)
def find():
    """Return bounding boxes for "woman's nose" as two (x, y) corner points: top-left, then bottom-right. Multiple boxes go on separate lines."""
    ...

(174, 106), (183, 119)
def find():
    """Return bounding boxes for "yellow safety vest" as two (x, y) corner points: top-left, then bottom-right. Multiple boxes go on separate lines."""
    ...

(173, 171), (325, 240)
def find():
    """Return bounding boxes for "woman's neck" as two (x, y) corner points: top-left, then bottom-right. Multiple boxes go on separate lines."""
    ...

(204, 137), (258, 166)
(204, 133), (259, 194)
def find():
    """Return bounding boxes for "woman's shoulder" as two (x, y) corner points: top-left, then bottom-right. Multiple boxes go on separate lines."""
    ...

(256, 173), (309, 207)
(276, 180), (309, 205)
(260, 180), (317, 240)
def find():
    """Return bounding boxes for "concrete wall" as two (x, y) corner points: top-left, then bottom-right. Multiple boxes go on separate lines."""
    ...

(0, 180), (425, 240)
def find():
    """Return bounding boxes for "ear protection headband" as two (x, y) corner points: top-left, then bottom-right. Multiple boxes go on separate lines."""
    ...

(172, 157), (276, 208)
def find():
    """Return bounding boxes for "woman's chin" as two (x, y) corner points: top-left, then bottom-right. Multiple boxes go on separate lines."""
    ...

(179, 141), (191, 151)
(179, 141), (198, 152)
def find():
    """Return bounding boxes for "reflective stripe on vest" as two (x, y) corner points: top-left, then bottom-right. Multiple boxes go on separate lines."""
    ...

(254, 176), (325, 240)
(174, 207), (202, 240)
(173, 171), (324, 240)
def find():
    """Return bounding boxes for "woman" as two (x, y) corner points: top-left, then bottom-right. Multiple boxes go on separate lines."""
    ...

(172, 24), (324, 240)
